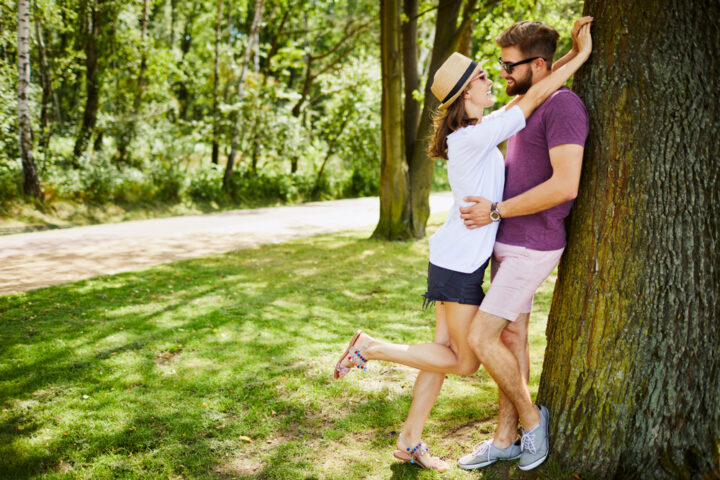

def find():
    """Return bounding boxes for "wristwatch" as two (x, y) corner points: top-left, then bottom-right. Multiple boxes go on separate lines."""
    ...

(489, 202), (502, 222)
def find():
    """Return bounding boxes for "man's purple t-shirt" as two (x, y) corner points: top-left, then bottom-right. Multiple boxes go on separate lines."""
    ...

(496, 87), (589, 250)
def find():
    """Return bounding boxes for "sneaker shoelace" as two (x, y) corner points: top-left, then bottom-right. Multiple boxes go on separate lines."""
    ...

(472, 439), (492, 460)
(521, 433), (536, 455)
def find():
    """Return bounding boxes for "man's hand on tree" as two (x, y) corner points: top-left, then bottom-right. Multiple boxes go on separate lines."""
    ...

(459, 196), (493, 229)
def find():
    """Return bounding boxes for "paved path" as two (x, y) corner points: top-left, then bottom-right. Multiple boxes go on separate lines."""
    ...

(0, 193), (454, 296)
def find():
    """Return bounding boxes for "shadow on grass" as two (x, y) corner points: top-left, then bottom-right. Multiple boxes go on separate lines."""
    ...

(0, 232), (445, 478)
(1, 228), (576, 479)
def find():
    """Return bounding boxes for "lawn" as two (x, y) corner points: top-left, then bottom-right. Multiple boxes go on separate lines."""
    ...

(0, 215), (573, 479)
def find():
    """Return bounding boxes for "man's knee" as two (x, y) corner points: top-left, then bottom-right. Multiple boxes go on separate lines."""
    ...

(500, 326), (527, 351)
(468, 311), (507, 360)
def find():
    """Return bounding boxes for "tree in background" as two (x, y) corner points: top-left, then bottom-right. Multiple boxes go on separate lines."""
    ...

(16, 0), (42, 199)
(374, 0), (526, 240)
(0, 0), (579, 213)
(73, 0), (106, 160)
(538, 1), (720, 478)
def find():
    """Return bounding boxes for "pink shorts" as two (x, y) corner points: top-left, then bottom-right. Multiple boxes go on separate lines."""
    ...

(480, 242), (564, 322)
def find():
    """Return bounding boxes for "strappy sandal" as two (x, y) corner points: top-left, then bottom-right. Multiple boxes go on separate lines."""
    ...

(333, 330), (369, 379)
(393, 436), (449, 472)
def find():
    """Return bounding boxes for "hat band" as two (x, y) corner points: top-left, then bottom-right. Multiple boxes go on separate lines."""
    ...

(441, 61), (478, 105)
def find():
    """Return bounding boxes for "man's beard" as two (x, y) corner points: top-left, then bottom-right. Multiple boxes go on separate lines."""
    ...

(506, 68), (533, 96)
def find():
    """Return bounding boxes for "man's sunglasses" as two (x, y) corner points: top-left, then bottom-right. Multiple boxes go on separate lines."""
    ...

(497, 56), (544, 74)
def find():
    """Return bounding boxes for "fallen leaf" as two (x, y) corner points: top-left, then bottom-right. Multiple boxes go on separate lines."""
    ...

(238, 435), (252, 442)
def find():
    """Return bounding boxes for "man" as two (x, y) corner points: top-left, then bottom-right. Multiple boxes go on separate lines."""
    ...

(457, 17), (592, 471)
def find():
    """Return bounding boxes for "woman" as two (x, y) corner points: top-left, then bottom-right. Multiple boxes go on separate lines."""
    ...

(334, 23), (592, 471)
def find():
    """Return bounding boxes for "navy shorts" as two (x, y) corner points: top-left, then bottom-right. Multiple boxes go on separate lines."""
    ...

(422, 260), (489, 309)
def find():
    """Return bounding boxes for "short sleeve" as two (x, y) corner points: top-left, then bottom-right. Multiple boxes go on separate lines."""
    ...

(543, 91), (589, 149)
(482, 105), (508, 121)
(466, 105), (525, 149)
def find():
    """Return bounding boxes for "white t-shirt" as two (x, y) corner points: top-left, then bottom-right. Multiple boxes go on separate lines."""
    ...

(428, 105), (525, 273)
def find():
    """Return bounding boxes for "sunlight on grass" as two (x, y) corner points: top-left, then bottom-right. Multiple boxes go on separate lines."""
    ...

(0, 214), (569, 479)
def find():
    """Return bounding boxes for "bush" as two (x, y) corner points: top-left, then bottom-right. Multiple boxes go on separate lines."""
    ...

(342, 167), (378, 198)
(187, 165), (226, 204)
(80, 155), (118, 203)
(113, 168), (156, 203)
(0, 160), (21, 207)
(149, 160), (184, 202)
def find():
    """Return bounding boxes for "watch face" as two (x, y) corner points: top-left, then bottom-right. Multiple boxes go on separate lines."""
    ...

(490, 211), (501, 221)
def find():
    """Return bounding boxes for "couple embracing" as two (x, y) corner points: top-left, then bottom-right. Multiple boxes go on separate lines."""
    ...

(334, 17), (593, 472)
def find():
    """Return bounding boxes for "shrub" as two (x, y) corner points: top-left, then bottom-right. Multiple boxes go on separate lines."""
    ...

(187, 165), (226, 204)
(0, 160), (20, 207)
(149, 160), (184, 202)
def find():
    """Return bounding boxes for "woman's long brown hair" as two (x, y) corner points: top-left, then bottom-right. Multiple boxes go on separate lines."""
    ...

(428, 89), (478, 160)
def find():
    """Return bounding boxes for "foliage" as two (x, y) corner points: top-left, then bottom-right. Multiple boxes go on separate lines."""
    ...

(1, 0), (583, 219)
(0, 218), (574, 479)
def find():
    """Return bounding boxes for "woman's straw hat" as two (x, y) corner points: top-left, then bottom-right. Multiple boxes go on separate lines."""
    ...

(431, 53), (486, 110)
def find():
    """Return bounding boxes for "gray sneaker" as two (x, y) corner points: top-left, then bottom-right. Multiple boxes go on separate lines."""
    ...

(457, 438), (522, 470)
(518, 404), (550, 471)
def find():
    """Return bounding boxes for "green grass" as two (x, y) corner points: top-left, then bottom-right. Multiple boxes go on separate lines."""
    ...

(0, 215), (578, 479)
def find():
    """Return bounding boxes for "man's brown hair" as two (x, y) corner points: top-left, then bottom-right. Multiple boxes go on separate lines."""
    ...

(496, 21), (559, 69)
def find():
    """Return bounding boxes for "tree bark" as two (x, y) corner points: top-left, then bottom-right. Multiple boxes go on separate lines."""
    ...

(405, 0), (477, 237)
(17, 0), (43, 199)
(117, 0), (149, 163)
(224, 0), (264, 190)
(211, 0), (223, 164)
(372, 0), (411, 240)
(402, 0), (419, 163)
(73, 0), (103, 161)
(33, 10), (61, 160)
(538, 1), (720, 478)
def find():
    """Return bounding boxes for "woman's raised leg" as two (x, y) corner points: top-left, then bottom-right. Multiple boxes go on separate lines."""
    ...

(337, 301), (481, 376)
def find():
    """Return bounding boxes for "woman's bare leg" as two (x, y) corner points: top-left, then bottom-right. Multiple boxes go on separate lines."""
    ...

(341, 302), (481, 375)
(399, 303), (449, 445)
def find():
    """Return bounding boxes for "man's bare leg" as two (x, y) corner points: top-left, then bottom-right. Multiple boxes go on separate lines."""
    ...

(492, 312), (530, 448)
(468, 310), (540, 431)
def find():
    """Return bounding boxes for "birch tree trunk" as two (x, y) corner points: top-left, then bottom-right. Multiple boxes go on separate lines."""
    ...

(538, 1), (720, 478)
(17, 0), (42, 199)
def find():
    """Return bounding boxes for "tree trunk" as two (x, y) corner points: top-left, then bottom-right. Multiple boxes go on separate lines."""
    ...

(372, 0), (411, 240)
(224, 0), (264, 190)
(117, 0), (149, 162)
(211, 0), (223, 164)
(405, 0), (476, 237)
(538, 1), (720, 478)
(312, 114), (353, 197)
(402, 0), (419, 163)
(34, 10), (61, 161)
(17, 0), (42, 199)
(73, 0), (102, 161)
